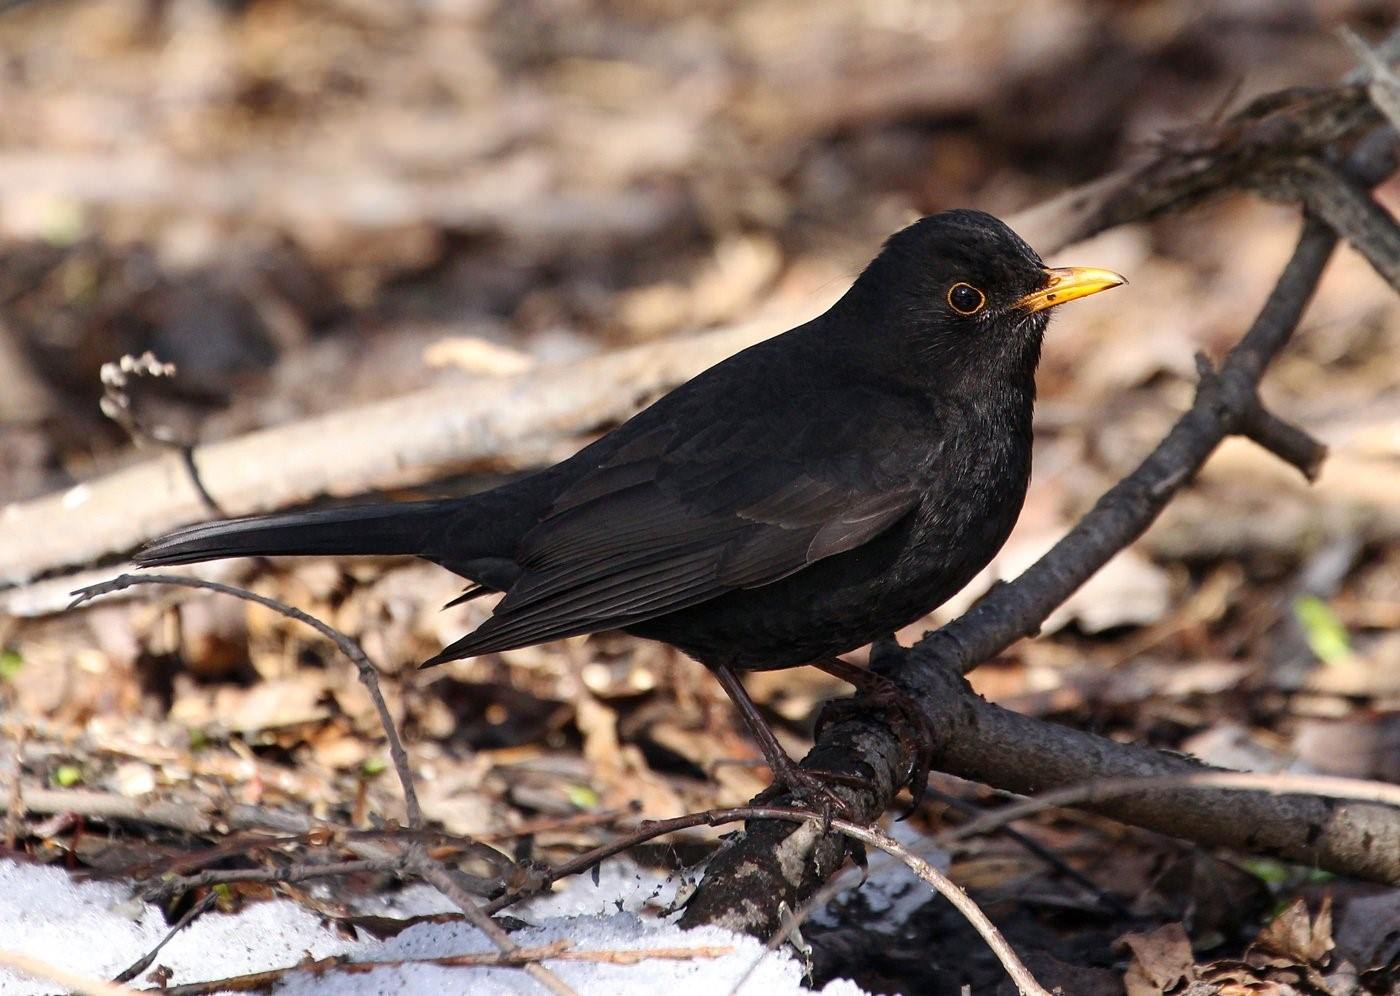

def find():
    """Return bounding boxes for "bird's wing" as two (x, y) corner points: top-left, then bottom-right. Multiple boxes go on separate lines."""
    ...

(426, 394), (931, 664)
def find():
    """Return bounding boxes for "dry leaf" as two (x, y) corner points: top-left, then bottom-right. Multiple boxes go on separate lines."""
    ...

(1122, 922), (1196, 996)
(171, 674), (331, 733)
(1251, 897), (1335, 968)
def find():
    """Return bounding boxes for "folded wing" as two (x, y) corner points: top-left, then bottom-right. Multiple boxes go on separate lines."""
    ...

(423, 416), (926, 665)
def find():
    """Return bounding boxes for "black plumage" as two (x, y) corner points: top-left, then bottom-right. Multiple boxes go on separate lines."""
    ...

(137, 209), (1124, 804)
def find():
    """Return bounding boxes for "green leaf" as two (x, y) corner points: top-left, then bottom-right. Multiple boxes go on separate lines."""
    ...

(1292, 595), (1351, 664)
(362, 757), (387, 777)
(0, 651), (22, 681)
(53, 765), (83, 788)
(566, 784), (599, 810)
(1240, 858), (1289, 885)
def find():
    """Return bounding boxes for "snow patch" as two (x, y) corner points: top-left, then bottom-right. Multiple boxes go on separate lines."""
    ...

(0, 858), (874, 995)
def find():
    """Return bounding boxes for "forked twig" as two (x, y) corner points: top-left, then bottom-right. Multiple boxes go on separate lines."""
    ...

(69, 573), (421, 829)
(68, 573), (579, 996)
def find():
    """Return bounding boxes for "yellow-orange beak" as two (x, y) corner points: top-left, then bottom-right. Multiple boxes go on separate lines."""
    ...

(1015, 266), (1126, 313)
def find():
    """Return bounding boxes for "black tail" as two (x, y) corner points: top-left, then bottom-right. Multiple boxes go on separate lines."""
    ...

(135, 500), (459, 568)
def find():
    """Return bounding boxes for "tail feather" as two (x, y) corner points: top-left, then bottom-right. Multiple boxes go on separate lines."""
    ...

(135, 500), (458, 568)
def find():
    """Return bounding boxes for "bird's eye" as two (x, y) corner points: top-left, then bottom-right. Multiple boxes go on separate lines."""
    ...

(947, 282), (986, 315)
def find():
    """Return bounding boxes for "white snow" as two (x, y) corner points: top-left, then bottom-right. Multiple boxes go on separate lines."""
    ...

(0, 852), (895, 995)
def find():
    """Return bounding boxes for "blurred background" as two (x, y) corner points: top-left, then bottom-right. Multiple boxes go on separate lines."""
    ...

(1, 1), (1398, 990)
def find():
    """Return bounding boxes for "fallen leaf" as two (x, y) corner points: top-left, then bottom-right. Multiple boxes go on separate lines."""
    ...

(1251, 897), (1334, 968)
(1122, 922), (1196, 996)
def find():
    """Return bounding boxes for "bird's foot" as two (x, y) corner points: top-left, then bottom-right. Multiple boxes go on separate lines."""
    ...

(815, 668), (935, 819)
(753, 756), (863, 820)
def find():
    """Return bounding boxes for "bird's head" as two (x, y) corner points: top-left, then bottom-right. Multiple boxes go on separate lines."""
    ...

(842, 209), (1125, 389)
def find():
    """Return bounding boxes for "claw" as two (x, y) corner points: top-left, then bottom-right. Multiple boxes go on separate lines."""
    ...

(811, 658), (936, 819)
(755, 757), (861, 820)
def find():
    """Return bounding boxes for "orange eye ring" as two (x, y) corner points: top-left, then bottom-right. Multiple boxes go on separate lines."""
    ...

(947, 282), (986, 315)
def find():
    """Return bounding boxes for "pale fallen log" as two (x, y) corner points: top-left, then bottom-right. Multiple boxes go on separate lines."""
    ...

(0, 309), (804, 588)
(0, 151), (687, 247)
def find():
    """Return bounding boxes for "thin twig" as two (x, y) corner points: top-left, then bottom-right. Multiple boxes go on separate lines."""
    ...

(404, 846), (578, 996)
(112, 892), (218, 984)
(823, 821), (1052, 996)
(154, 945), (731, 996)
(0, 948), (137, 996)
(926, 785), (1130, 914)
(63, 574), (573, 992)
(146, 858), (399, 896)
(481, 806), (819, 915)
(98, 352), (226, 517)
(68, 573), (422, 830)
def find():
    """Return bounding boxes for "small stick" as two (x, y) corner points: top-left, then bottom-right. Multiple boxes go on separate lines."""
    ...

(822, 821), (1052, 996)
(0, 948), (138, 996)
(153, 945), (731, 996)
(404, 846), (578, 996)
(112, 892), (218, 984)
(68, 573), (422, 830)
(147, 858), (398, 896)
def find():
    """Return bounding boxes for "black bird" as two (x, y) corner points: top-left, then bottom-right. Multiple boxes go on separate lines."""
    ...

(136, 210), (1123, 805)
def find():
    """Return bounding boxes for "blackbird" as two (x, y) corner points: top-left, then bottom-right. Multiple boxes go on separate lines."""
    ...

(137, 210), (1123, 806)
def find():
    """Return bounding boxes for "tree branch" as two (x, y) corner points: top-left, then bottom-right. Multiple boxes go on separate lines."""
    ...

(1285, 157), (1400, 292)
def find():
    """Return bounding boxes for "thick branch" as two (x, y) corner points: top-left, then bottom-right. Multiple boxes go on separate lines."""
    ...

(681, 659), (1400, 935)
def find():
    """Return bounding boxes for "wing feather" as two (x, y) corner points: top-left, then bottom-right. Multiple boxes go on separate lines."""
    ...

(427, 377), (936, 665)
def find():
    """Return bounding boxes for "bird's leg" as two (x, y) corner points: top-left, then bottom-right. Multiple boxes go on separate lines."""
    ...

(810, 656), (935, 817)
(708, 664), (859, 815)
